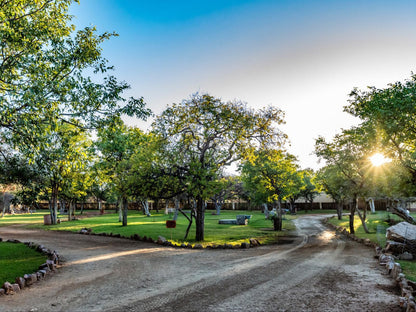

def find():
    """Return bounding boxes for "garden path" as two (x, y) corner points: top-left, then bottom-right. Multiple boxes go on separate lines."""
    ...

(0, 214), (401, 312)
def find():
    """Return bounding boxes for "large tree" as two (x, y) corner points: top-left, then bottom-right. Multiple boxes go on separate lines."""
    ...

(345, 74), (416, 223)
(346, 74), (416, 194)
(95, 118), (150, 226)
(1, 0), (150, 153)
(315, 127), (385, 233)
(152, 93), (285, 241)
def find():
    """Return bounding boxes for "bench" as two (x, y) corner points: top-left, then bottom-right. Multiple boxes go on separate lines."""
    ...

(218, 215), (252, 225)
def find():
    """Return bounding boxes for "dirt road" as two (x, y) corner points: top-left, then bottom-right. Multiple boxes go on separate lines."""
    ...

(0, 215), (400, 312)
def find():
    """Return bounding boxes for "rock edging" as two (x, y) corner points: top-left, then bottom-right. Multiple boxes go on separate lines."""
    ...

(376, 248), (416, 312)
(77, 227), (261, 249)
(325, 217), (416, 312)
(0, 238), (60, 296)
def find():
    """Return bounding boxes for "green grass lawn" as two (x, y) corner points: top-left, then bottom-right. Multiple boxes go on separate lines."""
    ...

(327, 211), (416, 282)
(0, 242), (47, 286)
(327, 211), (413, 247)
(1, 209), (298, 246)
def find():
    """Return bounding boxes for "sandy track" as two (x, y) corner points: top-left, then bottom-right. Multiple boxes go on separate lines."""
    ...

(0, 215), (400, 312)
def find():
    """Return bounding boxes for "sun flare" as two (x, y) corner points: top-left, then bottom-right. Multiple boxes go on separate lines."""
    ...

(370, 153), (391, 167)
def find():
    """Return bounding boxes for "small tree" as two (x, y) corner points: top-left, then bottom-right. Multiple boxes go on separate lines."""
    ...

(241, 149), (300, 231)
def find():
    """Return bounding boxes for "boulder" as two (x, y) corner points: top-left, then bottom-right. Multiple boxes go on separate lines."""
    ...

(385, 241), (407, 255)
(2, 282), (13, 295)
(15, 277), (25, 289)
(386, 222), (416, 243)
(399, 252), (414, 260)
(79, 228), (92, 234)
(407, 300), (416, 312)
(6, 239), (21, 244)
(157, 236), (167, 244)
(24, 273), (37, 286)
(386, 222), (416, 256)
(379, 254), (394, 265)
(249, 238), (260, 247)
(240, 242), (249, 248)
(46, 259), (56, 271)
(37, 270), (47, 278)
(11, 284), (20, 293)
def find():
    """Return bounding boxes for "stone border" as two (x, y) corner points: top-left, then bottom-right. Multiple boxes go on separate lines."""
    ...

(77, 227), (261, 249)
(325, 217), (416, 312)
(0, 237), (60, 296)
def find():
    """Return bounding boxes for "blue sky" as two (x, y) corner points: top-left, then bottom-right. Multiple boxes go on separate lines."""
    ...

(70, 0), (416, 169)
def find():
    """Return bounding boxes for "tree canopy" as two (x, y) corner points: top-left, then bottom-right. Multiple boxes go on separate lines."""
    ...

(0, 0), (150, 153)
(152, 93), (286, 241)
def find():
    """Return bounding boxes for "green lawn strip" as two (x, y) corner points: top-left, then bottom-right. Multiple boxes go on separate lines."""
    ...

(4, 210), (297, 247)
(327, 211), (416, 283)
(0, 242), (47, 286)
(0, 211), (51, 226)
(327, 211), (411, 247)
(398, 260), (416, 282)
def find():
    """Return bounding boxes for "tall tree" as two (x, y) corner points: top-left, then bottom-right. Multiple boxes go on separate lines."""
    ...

(316, 165), (350, 220)
(315, 128), (381, 233)
(95, 118), (149, 226)
(152, 93), (285, 241)
(346, 74), (416, 196)
(34, 122), (91, 224)
(1, 0), (150, 154)
(241, 149), (300, 230)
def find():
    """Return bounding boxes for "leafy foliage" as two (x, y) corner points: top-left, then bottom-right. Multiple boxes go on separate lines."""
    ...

(345, 73), (416, 196)
(151, 93), (286, 240)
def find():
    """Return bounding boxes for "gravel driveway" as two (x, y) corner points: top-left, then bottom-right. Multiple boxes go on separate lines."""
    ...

(0, 215), (401, 312)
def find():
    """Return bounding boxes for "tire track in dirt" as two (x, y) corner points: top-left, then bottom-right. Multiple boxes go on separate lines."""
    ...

(0, 215), (401, 312)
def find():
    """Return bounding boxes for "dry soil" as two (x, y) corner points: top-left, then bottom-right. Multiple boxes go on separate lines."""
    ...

(0, 214), (401, 312)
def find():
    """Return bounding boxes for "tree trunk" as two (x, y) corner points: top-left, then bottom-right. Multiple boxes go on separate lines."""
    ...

(368, 198), (376, 213)
(356, 206), (370, 233)
(50, 186), (58, 225)
(1, 192), (6, 218)
(67, 201), (72, 222)
(277, 200), (283, 230)
(98, 199), (103, 214)
(263, 203), (269, 219)
(165, 200), (170, 214)
(141, 199), (151, 217)
(122, 196), (128, 226)
(73, 200), (76, 218)
(274, 200), (283, 231)
(391, 200), (416, 224)
(349, 199), (355, 234)
(173, 197), (179, 220)
(118, 199), (122, 222)
(336, 202), (343, 220)
(215, 200), (221, 215)
(195, 196), (205, 241)
(180, 209), (193, 240)
(59, 199), (66, 214)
